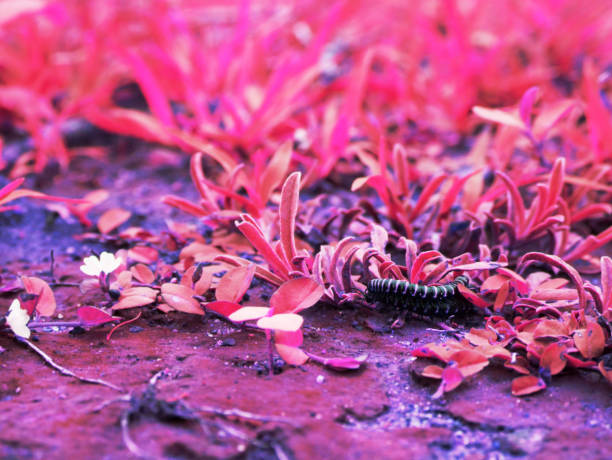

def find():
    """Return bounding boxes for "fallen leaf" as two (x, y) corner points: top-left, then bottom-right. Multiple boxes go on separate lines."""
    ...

(77, 306), (120, 326)
(21, 276), (55, 316)
(540, 342), (567, 375)
(131, 264), (155, 284)
(573, 322), (605, 359)
(98, 208), (131, 234)
(160, 283), (203, 315)
(511, 375), (546, 396)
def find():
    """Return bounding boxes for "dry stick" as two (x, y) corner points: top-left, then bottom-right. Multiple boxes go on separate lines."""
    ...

(196, 405), (295, 426)
(18, 337), (124, 392)
(120, 411), (153, 460)
(28, 321), (83, 329)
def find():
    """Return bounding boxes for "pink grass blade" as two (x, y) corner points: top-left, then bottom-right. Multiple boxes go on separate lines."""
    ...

(279, 172), (301, 265)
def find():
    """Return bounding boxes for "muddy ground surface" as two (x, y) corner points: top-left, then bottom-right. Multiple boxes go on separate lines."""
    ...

(1, 151), (611, 460)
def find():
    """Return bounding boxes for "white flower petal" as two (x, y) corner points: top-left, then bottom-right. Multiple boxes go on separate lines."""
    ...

(99, 252), (121, 274)
(80, 255), (102, 277)
(7, 299), (31, 339)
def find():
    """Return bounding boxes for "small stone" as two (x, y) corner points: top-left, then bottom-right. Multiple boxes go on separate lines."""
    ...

(316, 374), (325, 384)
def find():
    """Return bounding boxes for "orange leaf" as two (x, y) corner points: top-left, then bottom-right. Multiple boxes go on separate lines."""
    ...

(275, 343), (309, 366)
(465, 328), (497, 346)
(160, 283), (203, 315)
(98, 208), (131, 234)
(269, 278), (324, 314)
(511, 375), (546, 396)
(540, 342), (567, 375)
(504, 356), (531, 375)
(449, 350), (489, 377)
(113, 295), (156, 310)
(493, 281), (510, 312)
(533, 319), (569, 339)
(131, 264), (155, 284)
(21, 276), (55, 316)
(216, 264), (256, 303)
(573, 322), (605, 359)
(421, 365), (444, 379)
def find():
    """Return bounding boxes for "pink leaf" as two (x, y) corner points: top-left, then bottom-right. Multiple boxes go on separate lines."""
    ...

(518, 86), (539, 128)
(279, 172), (301, 265)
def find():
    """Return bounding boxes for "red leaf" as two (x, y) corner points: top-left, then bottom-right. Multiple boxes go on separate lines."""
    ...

(236, 220), (290, 278)
(518, 253), (586, 311)
(410, 174), (447, 220)
(21, 276), (55, 316)
(540, 342), (567, 375)
(207, 301), (243, 317)
(457, 284), (490, 309)
(433, 367), (463, 399)
(269, 278), (324, 314)
(449, 350), (489, 377)
(533, 319), (569, 339)
(216, 264), (256, 303)
(275, 329), (303, 347)
(410, 250), (443, 283)
(77, 306), (120, 326)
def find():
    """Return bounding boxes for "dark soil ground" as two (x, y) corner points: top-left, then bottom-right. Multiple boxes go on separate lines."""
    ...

(1, 150), (610, 460)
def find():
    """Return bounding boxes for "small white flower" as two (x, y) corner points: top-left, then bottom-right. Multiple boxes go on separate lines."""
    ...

(80, 252), (122, 277)
(7, 299), (31, 339)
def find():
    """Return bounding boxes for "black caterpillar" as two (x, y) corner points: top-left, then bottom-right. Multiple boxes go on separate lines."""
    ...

(364, 275), (472, 318)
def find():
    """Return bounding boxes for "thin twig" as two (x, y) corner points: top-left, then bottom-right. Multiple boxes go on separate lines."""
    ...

(28, 321), (83, 329)
(18, 337), (124, 392)
(121, 410), (153, 459)
(196, 405), (295, 426)
(48, 282), (81, 288)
